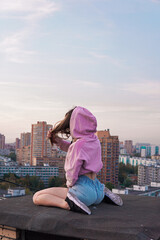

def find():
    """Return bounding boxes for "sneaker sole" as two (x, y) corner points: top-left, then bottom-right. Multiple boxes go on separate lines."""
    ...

(104, 187), (123, 206)
(67, 192), (91, 215)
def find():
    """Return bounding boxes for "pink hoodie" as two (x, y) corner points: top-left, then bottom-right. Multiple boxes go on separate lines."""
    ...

(56, 106), (103, 187)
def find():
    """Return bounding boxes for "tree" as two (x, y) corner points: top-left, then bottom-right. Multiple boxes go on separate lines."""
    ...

(25, 188), (32, 195)
(4, 152), (16, 162)
(0, 173), (45, 193)
(105, 182), (115, 190)
(9, 152), (16, 161)
(118, 162), (137, 186)
(118, 162), (127, 184)
(0, 173), (20, 189)
(123, 178), (133, 187)
(22, 175), (45, 192)
(48, 176), (64, 187)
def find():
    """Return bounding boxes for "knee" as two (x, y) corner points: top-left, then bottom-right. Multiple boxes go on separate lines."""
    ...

(33, 192), (39, 205)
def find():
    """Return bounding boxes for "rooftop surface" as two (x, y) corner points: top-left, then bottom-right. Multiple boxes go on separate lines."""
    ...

(0, 194), (160, 240)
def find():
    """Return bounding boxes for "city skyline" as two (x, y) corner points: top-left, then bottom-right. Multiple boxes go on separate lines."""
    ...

(0, 0), (160, 144)
(1, 120), (159, 146)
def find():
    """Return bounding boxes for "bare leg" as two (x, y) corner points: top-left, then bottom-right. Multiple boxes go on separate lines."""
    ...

(33, 187), (68, 199)
(33, 187), (70, 210)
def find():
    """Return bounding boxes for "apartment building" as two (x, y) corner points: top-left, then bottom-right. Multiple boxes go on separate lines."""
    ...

(16, 145), (31, 165)
(32, 155), (65, 179)
(31, 121), (53, 165)
(96, 130), (119, 186)
(119, 155), (159, 167)
(0, 134), (5, 149)
(124, 140), (133, 155)
(20, 132), (31, 148)
(0, 165), (58, 186)
(138, 164), (160, 186)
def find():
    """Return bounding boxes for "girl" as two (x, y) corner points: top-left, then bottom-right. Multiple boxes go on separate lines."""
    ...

(33, 106), (123, 215)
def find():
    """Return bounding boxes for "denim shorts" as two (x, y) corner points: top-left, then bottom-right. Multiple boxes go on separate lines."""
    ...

(68, 175), (105, 206)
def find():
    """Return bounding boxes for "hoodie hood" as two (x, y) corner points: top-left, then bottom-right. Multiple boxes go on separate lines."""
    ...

(70, 106), (97, 139)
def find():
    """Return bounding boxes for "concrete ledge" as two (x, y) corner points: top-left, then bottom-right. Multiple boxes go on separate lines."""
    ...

(0, 195), (160, 240)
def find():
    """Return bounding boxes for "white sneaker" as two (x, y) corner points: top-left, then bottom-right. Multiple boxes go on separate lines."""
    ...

(103, 187), (123, 206)
(65, 192), (91, 215)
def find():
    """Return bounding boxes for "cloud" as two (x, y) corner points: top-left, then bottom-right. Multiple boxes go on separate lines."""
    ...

(75, 80), (101, 88)
(151, 0), (160, 3)
(121, 81), (160, 96)
(89, 52), (126, 68)
(89, 105), (148, 114)
(0, 81), (47, 88)
(0, 30), (36, 63)
(0, 0), (60, 63)
(0, 0), (60, 20)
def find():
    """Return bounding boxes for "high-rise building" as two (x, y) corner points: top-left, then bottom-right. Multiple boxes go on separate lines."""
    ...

(0, 134), (5, 149)
(15, 138), (20, 149)
(135, 143), (151, 156)
(141, 146), (147, 157)
(20, 132), (31, 148)
(138, 165), (160, 186)
(96, 130), (119, 186)
(151, 145), (160, 156)
(16, 133), (31, 165)
(16, 146), (31, 165)
(119, 141), (127, 155)
(124, 140), (133, 155)
(31, 121), (53, 165)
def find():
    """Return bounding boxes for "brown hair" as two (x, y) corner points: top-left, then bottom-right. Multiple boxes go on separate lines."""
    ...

(49, 107), (76, 145)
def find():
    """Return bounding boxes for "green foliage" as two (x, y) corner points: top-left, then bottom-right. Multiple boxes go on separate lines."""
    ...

(4, 152), (16, 161)
(21, 175), (45, 191)
(118, 172), (127, 184)
(0, 181), (8, 190)
(123, 178), (133, 187)
(118, 162), (137, 186)
(9, 152), (16, 161)
(134, 166), (138, 175)
(48, 176), (65, 187)
(105, 182), (115, 190)
(0, 173), (20, 189)
(0, 173), (45, 192)
(25, 188), (32, 195)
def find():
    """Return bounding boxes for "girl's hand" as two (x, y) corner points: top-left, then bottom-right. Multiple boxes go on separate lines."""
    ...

(47, 128), (53, 139)
(47, 128), (61, 144)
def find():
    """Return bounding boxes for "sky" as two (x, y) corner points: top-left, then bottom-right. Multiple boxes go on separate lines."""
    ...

(0, 0), (160, 145)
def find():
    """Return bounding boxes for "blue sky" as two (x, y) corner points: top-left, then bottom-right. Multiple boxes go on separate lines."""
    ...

(0, 0), (160, 144)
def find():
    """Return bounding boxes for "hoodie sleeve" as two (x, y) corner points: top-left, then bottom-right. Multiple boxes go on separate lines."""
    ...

(65, 140), (87, 187)
(54, 137), (71, 152)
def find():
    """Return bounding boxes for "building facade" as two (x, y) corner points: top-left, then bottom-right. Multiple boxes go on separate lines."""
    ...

(16, 132), (31, 165)
(31, 121), (53, 165)
(33, 155), (66, 179)
(16, 146), (31, 165)
(119, 155), (159, 167)
(124, 140), (133, 155)
(96, 130), (119, 186)
(151, 145), (160, 156)
(0, 134), (5, 149)
(0, 165), (58, 186)
(15, 138), (20, 149)
(135, 143), (151, 156)
(138, 165), (160, 186)
(20, 132), (31, 148)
